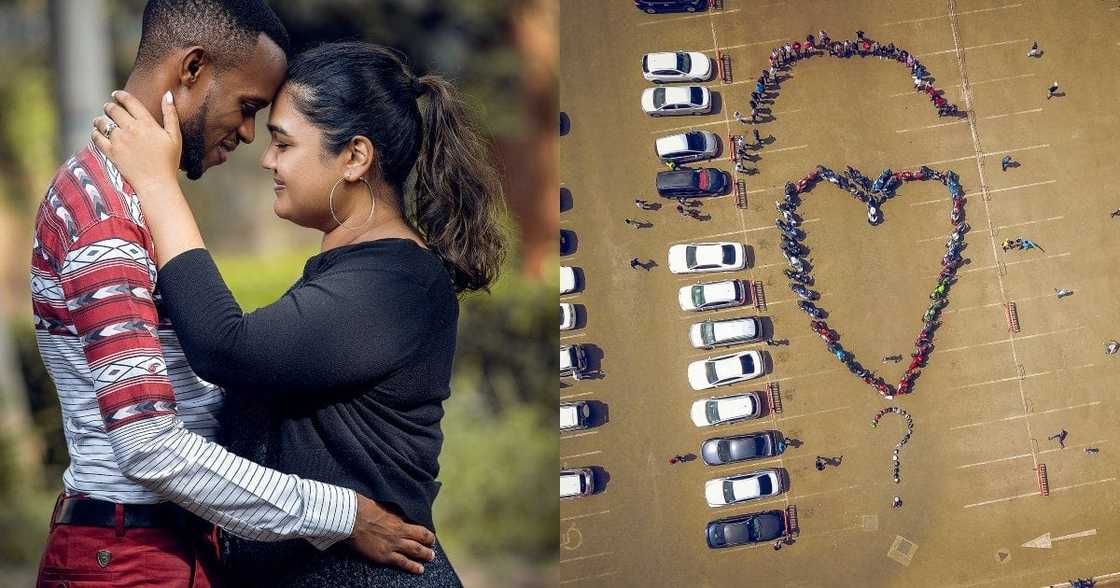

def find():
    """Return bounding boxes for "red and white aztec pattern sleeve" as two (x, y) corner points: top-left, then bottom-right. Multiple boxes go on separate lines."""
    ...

(59, 215), (356, 549)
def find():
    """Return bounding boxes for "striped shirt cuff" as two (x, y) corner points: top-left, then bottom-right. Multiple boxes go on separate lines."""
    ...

(301, 483), (358, 551)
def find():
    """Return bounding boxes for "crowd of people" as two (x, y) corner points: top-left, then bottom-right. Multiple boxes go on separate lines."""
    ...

(776, 164), (969, 399)
(872, 406), (914, 484)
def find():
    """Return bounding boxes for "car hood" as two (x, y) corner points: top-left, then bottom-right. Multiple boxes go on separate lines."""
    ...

(641, 88), (657, 111)
(688, 360), (713, 390)
(678, 285), (698, 310)
(704, 479), (729, 506)
(667, 245), (689, 272)
(688, 52), (713, 78)
(750, 512), (786, 541)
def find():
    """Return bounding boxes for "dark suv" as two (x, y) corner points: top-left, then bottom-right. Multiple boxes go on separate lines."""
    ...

(635, 0), (707, 14)
(656, 168), (728, 198)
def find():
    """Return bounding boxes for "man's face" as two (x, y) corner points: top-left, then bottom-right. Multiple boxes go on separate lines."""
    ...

(181, 34), (287, 180)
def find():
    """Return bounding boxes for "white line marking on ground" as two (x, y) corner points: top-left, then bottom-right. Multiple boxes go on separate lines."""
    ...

(561, 450), (603, 461)
(956, 440), (1108, 469)
(917, 37), (1029, 57)
(561, 431), (599, 440)
(775, 405), (850, 422)
(558, 551), (614, 564)
(649, 118), (734, 135)
(948, 401), (1102, 431)
(560, 391), (595, 400)
(881, 3), (1022, 26)
(910, 180), (1056, 206)
(561, 332), (587, 340)
(560, 510), (611, 522)
(934, 324), (1083, 354)
(763, 144), (809, 154)
(637, 8), (740, 26)
(894, 107), (1041, 134)
(560, 571), (620, 585)
(889, 73), (1035, 98)
(909, 142), (1050, 168)
(913, 216), (1064, 242)
(964, 478), (1117, 509)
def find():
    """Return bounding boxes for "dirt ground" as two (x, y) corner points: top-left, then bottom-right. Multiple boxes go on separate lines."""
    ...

(558, 1), (1120, 586)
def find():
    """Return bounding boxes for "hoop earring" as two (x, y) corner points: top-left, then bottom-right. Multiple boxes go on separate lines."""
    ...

(328, 176), (376, 230)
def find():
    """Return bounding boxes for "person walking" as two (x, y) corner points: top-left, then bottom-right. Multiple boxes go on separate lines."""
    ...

(1047, 81), (1059, 99)
(1110, 208), (1120, 218)
(1107, 340), (1120, 355)
(753, 128), (763, 147)
(892, 496), (903, 508)
(815, 456), (825, 471)
(624, 218), (647, 228)
(1001, 238), (1013, 252)
(1001, 155), (1013, 171)
(733, 110), (744, 124)
(1027, 41), (1042, 58)
(630, 257), (642, 270)
(1048, 430), (1068, 448)
(634, 198), (654, 210)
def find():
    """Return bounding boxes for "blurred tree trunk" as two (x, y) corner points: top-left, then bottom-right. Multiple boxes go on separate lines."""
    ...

(0, 319), (42, 494)
(49, 0), (112, 160)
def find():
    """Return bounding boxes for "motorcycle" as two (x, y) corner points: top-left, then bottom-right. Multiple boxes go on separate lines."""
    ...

(784, 268), (814, 285)
(799, 300), (826, 319)
(871, 169), (893, 193)
(790, 283), (819, 300)
(867, 203), (882, 225)
(950, 199), (964, 223)
(786, 254), (806, 272)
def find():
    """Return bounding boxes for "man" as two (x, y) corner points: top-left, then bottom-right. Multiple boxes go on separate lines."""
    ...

(31, 2), (433, 585)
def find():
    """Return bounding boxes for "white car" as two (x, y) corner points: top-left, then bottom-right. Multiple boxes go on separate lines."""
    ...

(678, 280), (748, 312)
(560, 266), (578, 294)
(560, 303), (577, 331)
(641, 86), (711, 117)
(655, 130), (719, 164)
(690, 392), (762, 427)
(668, 242), (746, 275)
(689, 317), (762, 349)
(561, 401), (592, 431)
(561, 468), (596, 499)
(688, 350), (764, 390)
(705, 469), (785, 507)
(561, 344), (588, 379)
(642, 51), (713, 83)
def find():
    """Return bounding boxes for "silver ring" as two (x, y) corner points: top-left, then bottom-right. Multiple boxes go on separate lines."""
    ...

(103, 121), (118, 139)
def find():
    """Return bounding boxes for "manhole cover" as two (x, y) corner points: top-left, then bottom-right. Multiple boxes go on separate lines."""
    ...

(887, 535), (918, 566)
(996, 548), (1010, 563)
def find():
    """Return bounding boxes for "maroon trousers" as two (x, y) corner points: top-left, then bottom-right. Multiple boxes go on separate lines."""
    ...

(36, 494), (222, 588)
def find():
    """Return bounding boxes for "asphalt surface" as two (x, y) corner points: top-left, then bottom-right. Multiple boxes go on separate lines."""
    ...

(559, 1), (1120, 586)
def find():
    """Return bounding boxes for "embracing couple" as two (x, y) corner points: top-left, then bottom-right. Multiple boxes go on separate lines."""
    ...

(30, 0), (505, 586)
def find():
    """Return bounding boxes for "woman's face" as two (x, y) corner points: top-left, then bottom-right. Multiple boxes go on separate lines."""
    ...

(260, 86), (351, 231)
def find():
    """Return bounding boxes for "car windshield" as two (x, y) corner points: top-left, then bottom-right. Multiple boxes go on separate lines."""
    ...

(723, 481), (737, 504)
(721, 245), (736, 265)
(689, 87), (703, 105)
(748, 517), (765, 541)
(685, 247), (698, 268)
(691, 286), (706, 307)
(652, 88), (667, 109)
(686, 132), (704, 151)
(705, 362), (719, 384)
(717, 441), (732, 461)
(642, 54), (649, 73)
(739, 354), (756, 374)
(705, 400), (720, 424)
(700, 321), (715, 344)
(756, 475), (773, 496)
(677, 53), (691, 73)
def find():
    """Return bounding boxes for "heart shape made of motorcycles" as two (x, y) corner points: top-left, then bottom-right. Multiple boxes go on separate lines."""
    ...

(775, 165), (968, 399)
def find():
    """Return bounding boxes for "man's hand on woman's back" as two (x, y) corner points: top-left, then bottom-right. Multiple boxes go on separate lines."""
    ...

(348, 494), (437, 575)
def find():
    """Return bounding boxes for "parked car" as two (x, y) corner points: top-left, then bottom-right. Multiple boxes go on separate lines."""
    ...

(561, 344), (589, 379)
(641, 86), (711, 117)
(561, 303), (577, 331)
(560, 266), (579, 294)
(705, 469), (786, 507)
(688, 350), (764, 390)
(561, 468), (596, 499)
(560, 401), (593, 431)
(689, 316), (762, 348)
(668, 242), (746, 274)
(635, 0), (707, 14)
(642, 51), (712, 83)
(690, 392), (762, 427)
(656, 168), (727, 197)
(700, 431), (784, 466)
(678, 280), (748, 311)
(655, 130), (719, 163)
(706, 510), (787, 548)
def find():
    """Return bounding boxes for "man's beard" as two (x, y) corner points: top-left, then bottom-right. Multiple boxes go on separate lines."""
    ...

(181, 101), (209, 181)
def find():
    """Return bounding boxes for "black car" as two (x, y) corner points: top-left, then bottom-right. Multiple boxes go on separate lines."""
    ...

(656, 168), (727, 198)
(560, 229), (575, 256)
(635, 0), (707, 14)
(701, 431), (784, 465)
(706, 510), (787, 549)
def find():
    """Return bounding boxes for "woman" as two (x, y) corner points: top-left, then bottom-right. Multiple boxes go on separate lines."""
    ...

(92, 42), (505, 586)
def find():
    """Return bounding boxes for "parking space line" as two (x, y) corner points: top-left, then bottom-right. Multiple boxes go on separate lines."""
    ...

(769, 367), (845, 384)
(791, 483), (862, 501)
(934, 325), (1084, 354)
(558, 551), (614, 564)
(909, 142), (1050, 168)
(894, 107), (1041, 134)
(956, 439), (1108, 469)
(561, 332), (586, 340)
(561, 450), (603, 461)
(963, 477), (1117, 509)
(668, 218), (822, 245)
(775, 405), (850, 422)
(948, 401), (1102, 431)
(881, 3), (1022, 26)
(934, 250), (1070, 278)
(948, 370), (1048, 391)
(913, 215), (1064, 242)
(560, 509), (611, 522)
(637, 8), (740, 27)
(560, 571), (620, 585)
(703, 36), (790, 54)
(561, 391), (595, 400)
(939, 291), (1055, 316)
(916, 37), (1029, 58)
(762, 144), (808, 154)
(909, 179), (1057, 207)
(981, 107), (1043, 121)
(561, 430), (599, 440)
(648, 118), (732, 135)
(888, 72), (1035, 98)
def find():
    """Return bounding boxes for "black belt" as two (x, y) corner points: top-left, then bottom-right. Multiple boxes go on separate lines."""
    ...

(54, 496), (202, 530)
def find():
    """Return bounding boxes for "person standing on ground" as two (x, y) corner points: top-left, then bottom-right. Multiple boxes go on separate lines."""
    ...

(1027, 41), (1041, 57)
(733, 110), (744, 124)
(1001, 155), (1013, 171)
(1047, 81), (1059, 99)
(630, 258), (641, 270)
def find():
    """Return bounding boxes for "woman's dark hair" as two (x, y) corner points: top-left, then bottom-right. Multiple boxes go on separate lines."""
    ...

(286, 42), (506, 293)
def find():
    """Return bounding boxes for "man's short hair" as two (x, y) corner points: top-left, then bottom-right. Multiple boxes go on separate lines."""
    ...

(135, 0), (290, 72)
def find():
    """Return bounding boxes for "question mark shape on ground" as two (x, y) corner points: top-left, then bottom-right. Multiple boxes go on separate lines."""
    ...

(872, 406), (913, 484)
